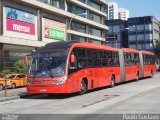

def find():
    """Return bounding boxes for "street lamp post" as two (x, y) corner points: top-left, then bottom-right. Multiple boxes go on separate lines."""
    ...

(68, 12), (87, 41)
(68, 13), (87, 30)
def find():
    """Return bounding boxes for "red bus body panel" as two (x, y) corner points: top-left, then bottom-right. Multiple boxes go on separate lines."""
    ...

(141, 50), (156, 77)
(26, 42), (157, 94)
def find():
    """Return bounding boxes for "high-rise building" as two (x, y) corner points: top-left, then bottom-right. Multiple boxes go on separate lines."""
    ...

(0, 0), (108, 71)
(108, 2), (129, 20)
(108, 2), (119, 20)
(118, 8), (129, 20)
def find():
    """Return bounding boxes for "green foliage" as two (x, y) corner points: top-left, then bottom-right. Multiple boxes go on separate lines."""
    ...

(156, 39), (160, 50)
(156, 39), (160, 58)
(0, 69), (11, 78)
(14, 61), (26, 73)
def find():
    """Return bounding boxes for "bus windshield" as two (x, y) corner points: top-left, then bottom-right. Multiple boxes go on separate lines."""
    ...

(29, 50), (68, 77)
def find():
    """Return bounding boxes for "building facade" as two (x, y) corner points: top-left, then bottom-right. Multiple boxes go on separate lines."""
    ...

(128, 16), (160, 52)
(0, 0), (108, 71)
(118, 8), (129, 21)
(108, 2), (129, 20)
(105, 16), (160, 52)
(106, 19), (128, 48)
(108, 2), (119, 20)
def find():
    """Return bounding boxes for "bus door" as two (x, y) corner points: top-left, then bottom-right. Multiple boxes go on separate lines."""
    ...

(68, 51), (80, 93)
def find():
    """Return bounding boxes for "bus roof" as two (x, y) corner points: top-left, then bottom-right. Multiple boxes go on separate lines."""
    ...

(122, 48), (139, 53)
(141, 50), (155, 55)
(37, 41), (80, 52)
(72, 42), (118, 52)
(37, 41), (118, 52)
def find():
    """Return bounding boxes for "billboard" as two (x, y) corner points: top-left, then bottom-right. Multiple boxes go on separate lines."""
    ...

(44, 18), (66, 41)
(5, 6), (35, 35)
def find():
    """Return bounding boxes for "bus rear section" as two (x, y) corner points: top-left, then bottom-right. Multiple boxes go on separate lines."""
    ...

(139, 50), (156, 78)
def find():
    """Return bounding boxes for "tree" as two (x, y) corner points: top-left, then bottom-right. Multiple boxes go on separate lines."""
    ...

(0, 69), (11, 78)
(156, 39), (160, 50)
(14, 61), (26, 73)
(155, 39), (160, 58)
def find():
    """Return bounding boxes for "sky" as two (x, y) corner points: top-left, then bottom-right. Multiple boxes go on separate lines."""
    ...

(108, 0), (160, 20)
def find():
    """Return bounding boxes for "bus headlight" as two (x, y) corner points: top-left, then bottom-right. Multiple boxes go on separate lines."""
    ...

(55, 77), (67, 85)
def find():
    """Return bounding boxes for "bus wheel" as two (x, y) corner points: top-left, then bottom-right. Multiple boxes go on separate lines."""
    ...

(79, 80), (87, 95)
(150, 70), (153, 77)
(11, 83), (16, 89)
(111, 75), (115, 88)
(136, 72), (139, 81)
(0, 84), (3, 91)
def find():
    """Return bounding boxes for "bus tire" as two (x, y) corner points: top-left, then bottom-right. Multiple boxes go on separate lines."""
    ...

(111, 75), (115, 88)
(79, 79), (87, 95)
(11, 83), (16, 89)
(0, 84), (3, 91)
(150, 70), (153, 77)
(136, 72), (139, 81)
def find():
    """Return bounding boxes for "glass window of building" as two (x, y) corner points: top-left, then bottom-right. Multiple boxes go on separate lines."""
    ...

(67, 2), (86, 16)
(78, 0), (86, 3)
(3, 45), (34, 71)
(50, 0), (58, 7)
(90, 27), (101, 37)
(38, 0), (65, 10)
(87, 0), (101, 11)
(89, 39), (101, 44)
(71, 21), (86, 33)
(89, 12), (101, 23)
(38, 0), (50, 4)
(71, 35), (86, 42)
(59, 0), (65, 10)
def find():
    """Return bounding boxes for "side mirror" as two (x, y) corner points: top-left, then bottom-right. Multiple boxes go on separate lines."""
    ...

(24, 56), (28, 64)
(71, 54), (75, 63)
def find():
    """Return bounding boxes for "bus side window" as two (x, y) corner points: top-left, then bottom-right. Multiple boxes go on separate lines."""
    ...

(77, 49), (87, 68)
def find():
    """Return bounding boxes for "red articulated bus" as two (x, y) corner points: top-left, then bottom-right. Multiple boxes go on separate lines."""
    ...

(25, 41), (156, 95)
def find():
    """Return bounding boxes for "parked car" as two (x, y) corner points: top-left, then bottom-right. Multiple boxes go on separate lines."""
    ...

(0, 77), (5, 91)
(0, 73), (27, 90)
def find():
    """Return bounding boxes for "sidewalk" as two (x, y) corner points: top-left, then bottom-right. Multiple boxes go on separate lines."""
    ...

(0, 87), (28, 102)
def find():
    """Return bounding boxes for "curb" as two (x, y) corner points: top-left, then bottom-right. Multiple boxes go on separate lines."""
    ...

(0, 96), (20, 102)
(0, 93), (45, 102)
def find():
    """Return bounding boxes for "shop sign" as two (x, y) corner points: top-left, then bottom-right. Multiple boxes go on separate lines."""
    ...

(44, 18), (66, 41)
(6, 6), (35, 35)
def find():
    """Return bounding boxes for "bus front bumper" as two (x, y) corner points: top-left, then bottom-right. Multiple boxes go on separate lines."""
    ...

(27, 84), (69, 94)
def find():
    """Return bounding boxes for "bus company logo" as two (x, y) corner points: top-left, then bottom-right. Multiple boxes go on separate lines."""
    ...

(2, 114), (18, 120)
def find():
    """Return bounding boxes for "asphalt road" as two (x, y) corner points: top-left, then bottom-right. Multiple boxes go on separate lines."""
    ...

(0, 73), (160, 114)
